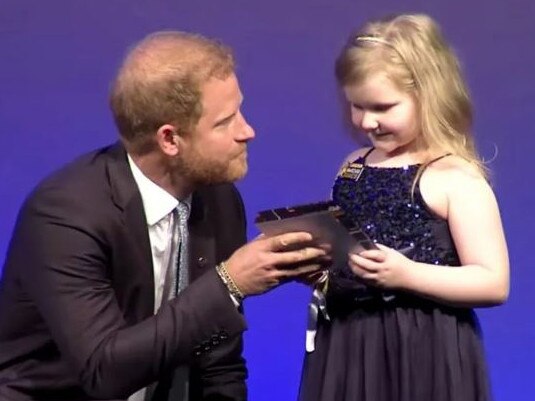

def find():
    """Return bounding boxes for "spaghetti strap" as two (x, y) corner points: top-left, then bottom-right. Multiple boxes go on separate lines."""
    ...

(415, 152), (452, 187)
(360, 147), (375, 164)
(427, 152), (452, 165)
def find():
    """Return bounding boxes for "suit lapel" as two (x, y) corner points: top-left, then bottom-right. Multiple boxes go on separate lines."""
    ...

(106, 143), (155, 318)
(188, 190), (217, 283)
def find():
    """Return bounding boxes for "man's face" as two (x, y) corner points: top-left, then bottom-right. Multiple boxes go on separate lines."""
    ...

(177, 73), (255, 185)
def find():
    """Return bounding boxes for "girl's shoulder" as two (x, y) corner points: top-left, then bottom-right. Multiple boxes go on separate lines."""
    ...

(425, 154), (486, 185)
(420, 155), (492, 220)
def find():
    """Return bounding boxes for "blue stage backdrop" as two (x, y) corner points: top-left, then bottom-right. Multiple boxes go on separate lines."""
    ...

(1, 1), (534, 400)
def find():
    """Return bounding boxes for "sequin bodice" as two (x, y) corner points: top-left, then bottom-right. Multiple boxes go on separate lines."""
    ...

(330, 155), (459, 288)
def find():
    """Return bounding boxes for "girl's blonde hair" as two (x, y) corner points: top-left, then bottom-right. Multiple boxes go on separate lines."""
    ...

(335, 14), (487, 178)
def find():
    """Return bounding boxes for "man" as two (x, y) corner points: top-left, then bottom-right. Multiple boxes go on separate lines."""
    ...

(0, 32), (324, 400)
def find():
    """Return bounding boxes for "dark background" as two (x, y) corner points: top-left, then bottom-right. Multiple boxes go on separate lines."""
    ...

(1, 1), (533, 399)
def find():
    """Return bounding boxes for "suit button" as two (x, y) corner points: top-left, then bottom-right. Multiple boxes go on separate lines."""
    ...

(197, 256), (207, 268)
(211, 334), (220, 346)
(201, 340), (211, 351)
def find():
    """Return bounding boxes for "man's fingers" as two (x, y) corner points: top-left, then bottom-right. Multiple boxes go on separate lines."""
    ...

(278, 263), (323, 279)
(272, 246), (326, 265)
(317, 242), (332, 252)
(267, 232), (314, 251)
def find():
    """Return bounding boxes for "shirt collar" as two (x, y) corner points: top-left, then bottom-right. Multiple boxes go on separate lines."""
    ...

(127, 154), (191, 226)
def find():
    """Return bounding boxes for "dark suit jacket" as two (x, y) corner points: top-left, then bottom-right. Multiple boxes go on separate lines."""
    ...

(0, 143), (248, 401)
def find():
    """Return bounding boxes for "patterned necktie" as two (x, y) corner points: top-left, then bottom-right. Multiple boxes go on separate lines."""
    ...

(143, 203), (191, 401)
(173, 201), (190, 296)
(166, 201), (191, 401)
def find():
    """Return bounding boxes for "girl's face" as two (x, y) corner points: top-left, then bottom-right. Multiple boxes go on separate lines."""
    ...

(344, 73), (421, 157)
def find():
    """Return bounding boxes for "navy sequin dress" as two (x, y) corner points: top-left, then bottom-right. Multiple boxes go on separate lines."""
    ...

(298, 149), (491, 401)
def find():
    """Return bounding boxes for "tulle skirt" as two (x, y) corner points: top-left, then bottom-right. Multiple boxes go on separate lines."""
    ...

(298, 296), (491, 401)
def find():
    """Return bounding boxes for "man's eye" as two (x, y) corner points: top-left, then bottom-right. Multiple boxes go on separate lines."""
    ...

(215, 115), (234, 128)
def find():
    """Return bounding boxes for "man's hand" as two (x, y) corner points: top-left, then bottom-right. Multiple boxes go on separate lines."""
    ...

(225, 232), (327, 296)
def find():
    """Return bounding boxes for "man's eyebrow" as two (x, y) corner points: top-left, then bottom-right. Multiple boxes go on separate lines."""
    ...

(214, 95), (244, 127)
(214, 113), (235, 126)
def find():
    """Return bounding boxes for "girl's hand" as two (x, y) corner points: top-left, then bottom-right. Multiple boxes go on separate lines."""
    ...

(348, 244), (414, 289)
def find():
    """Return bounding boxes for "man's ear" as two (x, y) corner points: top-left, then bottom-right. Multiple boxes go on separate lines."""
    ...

(156, 124), (181, 156)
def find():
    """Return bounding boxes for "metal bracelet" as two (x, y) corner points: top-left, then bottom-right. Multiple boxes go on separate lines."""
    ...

(216, 261), (245, 301)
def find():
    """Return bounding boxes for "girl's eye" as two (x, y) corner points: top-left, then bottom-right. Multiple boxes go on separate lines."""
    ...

(351, 103), (363, 110)
(372, 103), (395, 112)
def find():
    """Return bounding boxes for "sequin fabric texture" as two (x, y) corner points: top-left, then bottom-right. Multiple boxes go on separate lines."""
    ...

(331, 156), (460, 285)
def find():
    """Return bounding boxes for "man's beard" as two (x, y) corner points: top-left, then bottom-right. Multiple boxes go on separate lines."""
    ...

(176, 148), (248, 186)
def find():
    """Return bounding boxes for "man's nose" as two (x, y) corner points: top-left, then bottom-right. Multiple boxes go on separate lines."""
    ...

(237, 112), (255, 140)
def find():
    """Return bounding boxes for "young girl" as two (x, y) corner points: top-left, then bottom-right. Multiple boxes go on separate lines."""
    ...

(299, 14), (509, 401)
